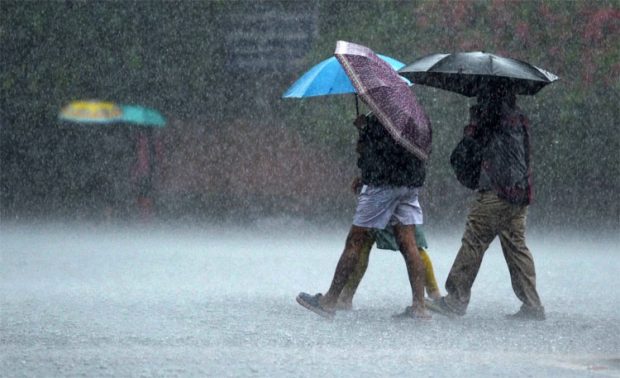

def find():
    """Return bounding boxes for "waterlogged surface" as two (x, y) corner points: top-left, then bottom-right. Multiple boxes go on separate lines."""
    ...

(1, 222), (619, 377)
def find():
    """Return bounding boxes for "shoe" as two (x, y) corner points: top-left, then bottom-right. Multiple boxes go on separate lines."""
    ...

(296, 292), (335, 319)
(392, 305), (432, 320)
(506, 305), (546, 321)
(424, 297), (464, 318)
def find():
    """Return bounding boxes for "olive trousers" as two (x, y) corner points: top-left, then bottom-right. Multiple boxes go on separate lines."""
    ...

(444, 191), (543, 314)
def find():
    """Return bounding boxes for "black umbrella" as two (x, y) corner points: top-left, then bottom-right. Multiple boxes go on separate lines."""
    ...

(398, 51), (559, 97)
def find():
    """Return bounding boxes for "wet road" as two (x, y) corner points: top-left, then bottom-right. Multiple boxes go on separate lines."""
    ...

(1, 223), (619, 377)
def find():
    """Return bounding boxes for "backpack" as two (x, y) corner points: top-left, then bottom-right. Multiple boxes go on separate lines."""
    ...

(449, 134), (483, 190)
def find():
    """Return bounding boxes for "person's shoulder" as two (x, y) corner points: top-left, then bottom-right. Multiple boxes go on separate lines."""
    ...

(514, 106), (530, 123)
(506, 103), (527, 116)
(503, 105), (529, 126)
(366, 113), (379, 126)
(366, 114), (386, 136)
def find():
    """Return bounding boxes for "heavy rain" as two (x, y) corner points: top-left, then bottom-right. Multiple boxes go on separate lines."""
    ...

(1, 1), (619, 377)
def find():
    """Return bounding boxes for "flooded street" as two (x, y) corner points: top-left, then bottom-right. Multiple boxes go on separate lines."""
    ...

(1, 223), (619, 377)
(3, 1), (619, 377)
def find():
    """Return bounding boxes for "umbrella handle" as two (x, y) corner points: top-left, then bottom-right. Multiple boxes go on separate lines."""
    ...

(355, 94), (359, 116)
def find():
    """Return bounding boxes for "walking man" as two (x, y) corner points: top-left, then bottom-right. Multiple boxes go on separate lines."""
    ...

(429, 83), (545, 320)
(297, 113), (430, 319)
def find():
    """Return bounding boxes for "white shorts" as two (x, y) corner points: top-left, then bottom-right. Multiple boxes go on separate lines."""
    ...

(352, 185), (423, 229)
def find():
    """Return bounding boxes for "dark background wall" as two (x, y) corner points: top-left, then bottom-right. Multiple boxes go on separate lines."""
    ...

(1, 0), (618, 229)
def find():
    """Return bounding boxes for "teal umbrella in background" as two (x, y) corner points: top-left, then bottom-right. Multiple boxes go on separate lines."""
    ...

(59, 102), (166, 128)
(120, 105), (166, 127)
(116, 105), (166, 221)
(56, 102), (166, 221)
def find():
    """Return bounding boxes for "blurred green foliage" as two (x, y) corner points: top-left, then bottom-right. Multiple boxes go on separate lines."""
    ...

(287, 0), (619, 225)
(1, 0), (618, 226)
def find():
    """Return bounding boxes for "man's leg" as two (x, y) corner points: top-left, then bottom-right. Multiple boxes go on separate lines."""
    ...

(498, 205), (543, 312)
(393, 224), (427, 315)
(318, 225), (374, 310)
(337, 236), (374, 310)
(443, 193), (499, 314)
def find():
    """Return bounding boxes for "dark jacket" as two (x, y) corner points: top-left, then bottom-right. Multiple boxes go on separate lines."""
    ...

(357, 114), (426, 187)
(477, 104), (532, 205)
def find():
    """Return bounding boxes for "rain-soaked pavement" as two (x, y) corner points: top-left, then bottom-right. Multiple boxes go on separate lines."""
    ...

(1, 221), (619, 377)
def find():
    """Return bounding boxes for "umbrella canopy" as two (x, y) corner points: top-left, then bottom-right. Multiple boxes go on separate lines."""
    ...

(335, 41), (432, 161)
(59, 102), (166, 128)
(283, 55), (409, 98)
(120, 105), (166, 128)
(398, 51), (559, 97)
(59, 100), (123, 124)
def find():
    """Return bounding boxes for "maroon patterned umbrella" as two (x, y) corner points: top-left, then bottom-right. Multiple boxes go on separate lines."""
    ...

(335, 41), (432, 161)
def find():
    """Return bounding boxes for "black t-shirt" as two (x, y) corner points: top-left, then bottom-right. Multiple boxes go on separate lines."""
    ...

(357, 115), (425, 187)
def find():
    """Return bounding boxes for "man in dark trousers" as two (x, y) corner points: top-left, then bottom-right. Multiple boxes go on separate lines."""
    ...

(428, 83), (545, 320)
(296, 113), (430, 320)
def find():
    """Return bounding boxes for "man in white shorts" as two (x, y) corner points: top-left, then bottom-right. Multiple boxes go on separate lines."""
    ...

(296, 113), (430, 319)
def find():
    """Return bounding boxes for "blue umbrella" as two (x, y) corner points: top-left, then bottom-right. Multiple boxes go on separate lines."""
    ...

(283, 55), (408, 98)
(283, 54), (410, 114)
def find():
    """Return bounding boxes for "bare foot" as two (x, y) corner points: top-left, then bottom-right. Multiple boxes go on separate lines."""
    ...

(392, 306), (432, 320)
(411, 308), (432, 320)
(427, 290), (441, 301)
(411, 303), (432, 320)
